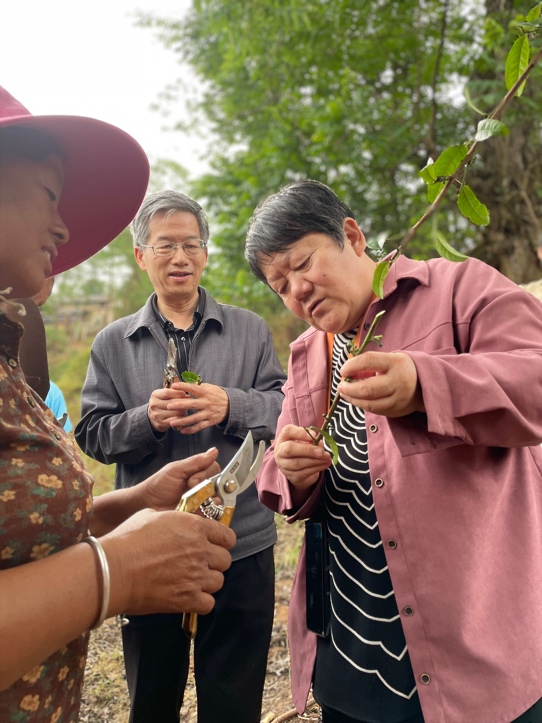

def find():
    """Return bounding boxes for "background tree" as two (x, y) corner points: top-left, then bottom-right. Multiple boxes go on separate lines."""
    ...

(139, 0), (541, 316)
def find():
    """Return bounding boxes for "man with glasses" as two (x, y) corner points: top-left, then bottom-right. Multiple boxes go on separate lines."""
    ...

(75, 190), (286, 723)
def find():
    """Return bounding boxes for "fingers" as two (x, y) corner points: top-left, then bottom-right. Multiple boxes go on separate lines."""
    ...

(139, 448), (221, 510)
(105, 509), (236, 617)
(166, 383), (229, 433)
(198, 514), (236, 553)
(168, 447), (219, 481)
(148, 388), (188, 432)
(338, 352), (424, 417)
(274, 424), (331, 488)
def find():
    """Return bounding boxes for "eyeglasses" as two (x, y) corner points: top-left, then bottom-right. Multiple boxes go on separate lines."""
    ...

(139, 239), (208, 258)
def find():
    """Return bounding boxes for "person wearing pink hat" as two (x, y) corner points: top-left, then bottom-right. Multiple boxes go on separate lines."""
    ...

(0, 87), (235, 722)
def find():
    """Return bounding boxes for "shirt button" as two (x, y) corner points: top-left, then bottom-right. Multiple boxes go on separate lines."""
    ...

(420, 673), (431, 685)
(387, 539), (397, 550)
(374, 478), (384, 488)
(364, 321), (371, 330)
(7, 357), (17, 368)
(403, 606), (414, 616)
(369, 424), (378, 433)
(51, 430), (61, 440)
(27, 396), (36, 408)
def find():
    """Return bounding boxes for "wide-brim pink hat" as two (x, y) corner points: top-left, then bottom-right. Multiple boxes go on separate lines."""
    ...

(0, 86), (150, 275)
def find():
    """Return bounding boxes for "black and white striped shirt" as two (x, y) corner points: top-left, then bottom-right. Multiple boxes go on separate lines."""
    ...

(313, 330), (422, 722)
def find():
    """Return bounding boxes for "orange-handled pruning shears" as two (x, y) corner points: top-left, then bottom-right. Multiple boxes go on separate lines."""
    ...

(176, 431), (266, 638)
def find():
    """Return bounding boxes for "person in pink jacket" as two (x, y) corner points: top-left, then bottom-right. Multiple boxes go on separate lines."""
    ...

(244, 179), (542, 723)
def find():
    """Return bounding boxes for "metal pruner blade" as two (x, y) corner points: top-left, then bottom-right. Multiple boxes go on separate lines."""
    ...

(213, 430), (266, 527)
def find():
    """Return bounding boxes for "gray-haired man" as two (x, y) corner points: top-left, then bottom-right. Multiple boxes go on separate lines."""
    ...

(75, 190), (286, 723)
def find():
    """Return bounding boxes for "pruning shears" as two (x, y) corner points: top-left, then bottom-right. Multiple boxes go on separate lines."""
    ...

(176, 430), (266, 638)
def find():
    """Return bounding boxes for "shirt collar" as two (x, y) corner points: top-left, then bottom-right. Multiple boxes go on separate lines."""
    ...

(151, 291), (204, 333)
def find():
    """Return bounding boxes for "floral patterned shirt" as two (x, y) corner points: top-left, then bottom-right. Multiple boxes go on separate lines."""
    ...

(0, 302), (94, 722)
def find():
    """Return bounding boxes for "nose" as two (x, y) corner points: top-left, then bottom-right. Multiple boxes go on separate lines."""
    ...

(290, 273), (312, 302)
(171, 244), (189, 262)
(52, 210), (70, 247)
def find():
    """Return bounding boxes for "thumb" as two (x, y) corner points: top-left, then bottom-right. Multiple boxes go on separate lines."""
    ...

(169, 447), (219, 477)
(341, 351), (389, 378)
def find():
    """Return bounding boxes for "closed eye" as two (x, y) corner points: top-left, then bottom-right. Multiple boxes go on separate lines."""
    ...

(268, 279), (287, 296)
(45, 187), (57, 202)
(294, 254), (312, 271)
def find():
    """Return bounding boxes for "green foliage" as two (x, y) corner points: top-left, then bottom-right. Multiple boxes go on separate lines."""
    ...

(135, 0), (542, 291)
(138, 0), (485, 304)
(420, 144), (469, 203)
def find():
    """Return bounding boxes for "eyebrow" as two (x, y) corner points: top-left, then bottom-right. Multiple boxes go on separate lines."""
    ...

(154, 234), (200, 243)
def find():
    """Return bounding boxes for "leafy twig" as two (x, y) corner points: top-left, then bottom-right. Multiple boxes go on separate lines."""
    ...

(305, 311), (386, 456)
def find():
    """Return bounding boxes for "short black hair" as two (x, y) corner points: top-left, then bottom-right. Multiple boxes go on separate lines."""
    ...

(245, 179), (354, 283)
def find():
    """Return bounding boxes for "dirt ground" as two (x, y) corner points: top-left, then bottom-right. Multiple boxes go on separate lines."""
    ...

(79, 518), (321, 723)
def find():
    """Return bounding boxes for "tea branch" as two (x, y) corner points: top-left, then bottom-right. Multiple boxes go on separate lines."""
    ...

(304, 311), (386, 456)
(396, 44), (542, 259)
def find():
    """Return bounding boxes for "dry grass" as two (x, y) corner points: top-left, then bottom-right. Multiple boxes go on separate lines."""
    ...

(80, 515), (321, 723)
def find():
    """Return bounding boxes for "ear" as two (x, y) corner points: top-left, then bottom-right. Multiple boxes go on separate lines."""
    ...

(343, 218), (367, 257)
(134, 246), (148, 272)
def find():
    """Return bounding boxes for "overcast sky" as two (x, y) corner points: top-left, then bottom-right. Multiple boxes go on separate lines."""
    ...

(1, 0), (210, 179)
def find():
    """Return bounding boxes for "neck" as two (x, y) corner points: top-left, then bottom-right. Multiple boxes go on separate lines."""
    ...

(156, 293), (199, 330)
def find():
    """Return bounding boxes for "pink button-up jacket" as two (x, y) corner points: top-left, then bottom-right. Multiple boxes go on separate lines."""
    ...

(257, 256), (542, 723)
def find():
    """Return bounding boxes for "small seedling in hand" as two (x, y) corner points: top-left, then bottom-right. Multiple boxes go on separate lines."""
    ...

(181, 371), (203, 385)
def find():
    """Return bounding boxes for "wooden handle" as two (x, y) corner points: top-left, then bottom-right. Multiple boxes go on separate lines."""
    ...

(182, 611), (198, 639)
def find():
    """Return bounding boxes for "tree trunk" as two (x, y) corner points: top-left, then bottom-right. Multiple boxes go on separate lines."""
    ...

(468, 0), (542, 284)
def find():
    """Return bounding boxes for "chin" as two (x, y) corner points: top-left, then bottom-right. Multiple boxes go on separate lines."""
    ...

(8, 274), (46, 300)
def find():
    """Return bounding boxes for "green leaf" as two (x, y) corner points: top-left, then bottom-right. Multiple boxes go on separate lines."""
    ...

(303, 426), (338, 463)
(474, 119), (509, 142)
(457, 185), (490, 226)
(463, 85), (487, 116)
(432, 144), (469, 177)
(181, 371), (203, 385)
(420, 145), (469, 202)
(320, 429), (339, 465)
(434, 232), (468, 262)
(505, 36), (530, 97)
(514, 19), (542, 31)
(419, 163), (436, 183)
(526, 3), (541, 22)
(372, 260), (391, 299)
(427, 180), (446, 204)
